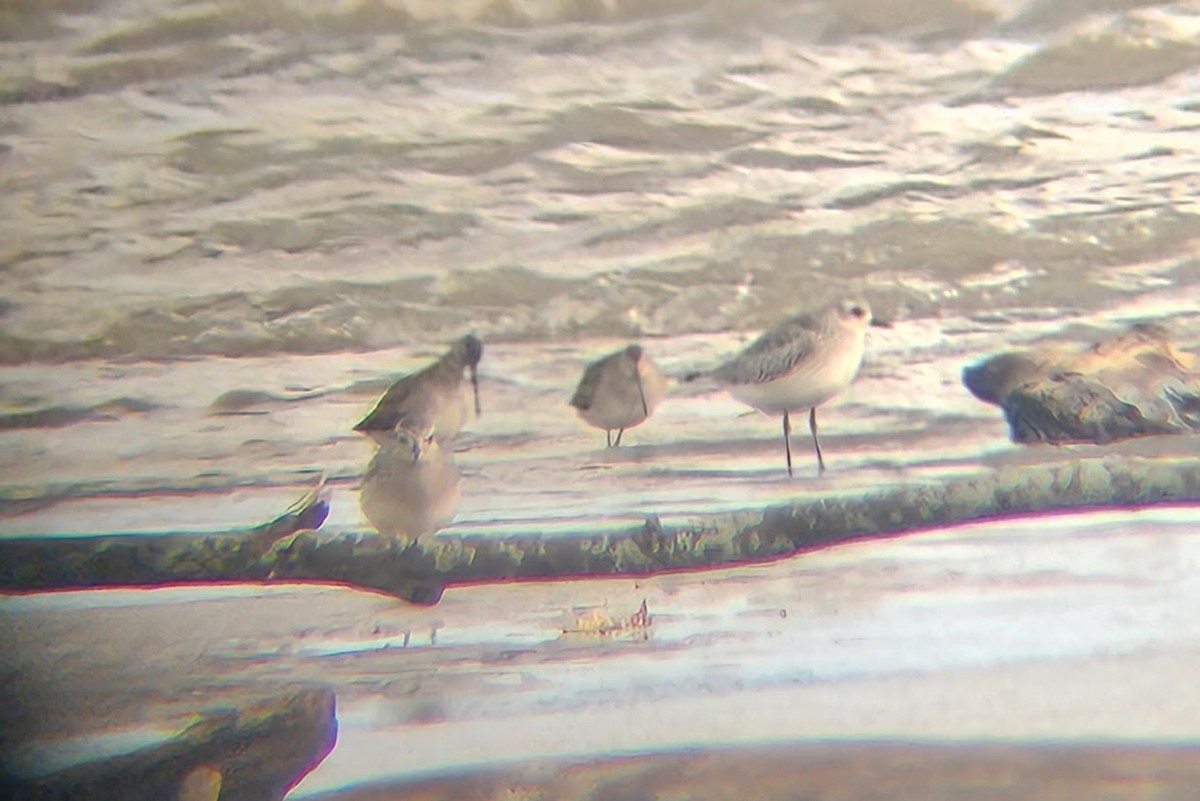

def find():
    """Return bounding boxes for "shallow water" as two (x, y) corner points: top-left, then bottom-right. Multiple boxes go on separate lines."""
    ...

(3, 0), (1200, 362)
(3, 0), (1200, 795)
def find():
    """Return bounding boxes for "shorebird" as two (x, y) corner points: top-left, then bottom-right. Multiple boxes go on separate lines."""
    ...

(570, 344), (668, 447)
(359, 426), (463, 544)
(354, 334), (482, 443)
(687, 298), (872, 477)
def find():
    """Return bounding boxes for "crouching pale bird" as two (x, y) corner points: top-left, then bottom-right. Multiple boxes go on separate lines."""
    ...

(570, 344), (667, 447)
(355, 334), (483, 444)
(686, 298), (872, 477)
(359, 427), (462, 544)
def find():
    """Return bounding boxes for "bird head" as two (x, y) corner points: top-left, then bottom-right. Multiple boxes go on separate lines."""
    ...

(835, 298), (873, 329)
(393, 426), (435, 463)
(459, 334), (484, 368)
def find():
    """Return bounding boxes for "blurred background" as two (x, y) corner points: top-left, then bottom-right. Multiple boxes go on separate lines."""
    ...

(2, 0), (1200, 797)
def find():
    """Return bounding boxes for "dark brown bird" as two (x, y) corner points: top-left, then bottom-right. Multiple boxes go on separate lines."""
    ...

(355, 334), (482, 443)
(570, 344), (667, 447)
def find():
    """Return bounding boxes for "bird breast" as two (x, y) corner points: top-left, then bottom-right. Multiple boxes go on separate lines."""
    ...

(431, 380), (474, 441)
(729, 329), (865, 414)
(360, 441), (462, 542)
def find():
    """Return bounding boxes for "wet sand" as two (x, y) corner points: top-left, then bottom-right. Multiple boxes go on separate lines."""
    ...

(308, 742), (1200, 801)
(5, 314), (1198, 539)
(4, 505), (1200, 795)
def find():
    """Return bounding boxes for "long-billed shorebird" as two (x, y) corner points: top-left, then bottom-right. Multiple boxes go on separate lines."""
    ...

(359, 426), (463, 544)
(354, 334), (483, 443)
(570, 344), (667, 447)
(687, 299), (872, 477)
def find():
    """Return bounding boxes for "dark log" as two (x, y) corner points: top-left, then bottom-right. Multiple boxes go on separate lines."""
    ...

(0, 480), (330, 592)
(2, 452), (1199, 605)
(3, 685), (337, 801)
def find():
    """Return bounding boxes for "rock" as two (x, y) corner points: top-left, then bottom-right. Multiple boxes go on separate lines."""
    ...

(3, 686), (337, 801)
(963, 323), (1200, 445)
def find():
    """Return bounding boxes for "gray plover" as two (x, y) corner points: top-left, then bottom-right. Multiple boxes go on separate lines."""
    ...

(355, 334), (482, 443)
(359, 426), (462, 544)
(570, 344), (667, 447)
(689, 299), (872, 477)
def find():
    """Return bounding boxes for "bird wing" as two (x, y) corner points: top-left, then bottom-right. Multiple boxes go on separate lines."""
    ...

(711, 313), (818, 386)
(569, 357), (609, 411)
(354, 370), (432, 432)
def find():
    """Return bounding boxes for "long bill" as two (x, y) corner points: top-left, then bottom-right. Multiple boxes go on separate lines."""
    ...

(635, 369), (648, 419)
(469, 365), (482, 416)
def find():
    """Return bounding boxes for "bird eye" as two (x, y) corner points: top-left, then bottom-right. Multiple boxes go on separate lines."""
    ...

(850, 306), (866, 318)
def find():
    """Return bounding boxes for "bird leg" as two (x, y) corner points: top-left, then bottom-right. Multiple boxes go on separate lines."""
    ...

(606, 430), (613, 448)
(614, 428), (625, 447)
(809, 406), (826, 474)
(782, 411), (794, 478)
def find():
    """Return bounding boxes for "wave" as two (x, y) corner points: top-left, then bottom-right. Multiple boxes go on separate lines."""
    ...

(5, 0), (1192, 104)
(4, 0), (1200, 365)
(953, 13), (1200, 105)
(2, 209), (1197, 365)
(0, 398), (158, 431)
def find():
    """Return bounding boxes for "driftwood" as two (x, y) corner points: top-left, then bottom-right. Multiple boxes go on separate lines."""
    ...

(963, 323), (1200, 444)
(5, 686), (336, 801)
(0, 481), (330, 591)
(2, 452), (1198, 605)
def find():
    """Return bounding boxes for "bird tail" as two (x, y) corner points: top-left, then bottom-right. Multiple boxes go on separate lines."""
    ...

(672, 368), (720, 398)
